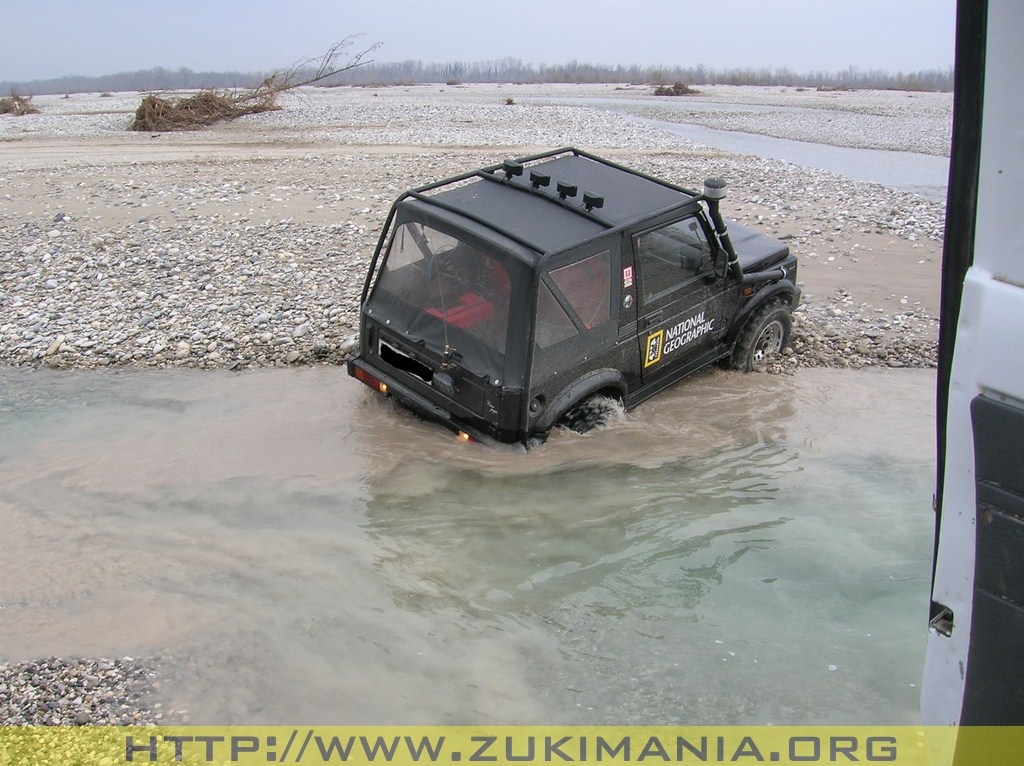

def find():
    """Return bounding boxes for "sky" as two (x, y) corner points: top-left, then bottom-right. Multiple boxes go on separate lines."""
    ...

(3, 0), (957, 83)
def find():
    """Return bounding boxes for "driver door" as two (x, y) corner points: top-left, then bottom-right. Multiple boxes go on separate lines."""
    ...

(634, 216), (724, 383)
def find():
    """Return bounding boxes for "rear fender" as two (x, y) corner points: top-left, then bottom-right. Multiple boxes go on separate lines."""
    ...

(534, 369), (627, 432)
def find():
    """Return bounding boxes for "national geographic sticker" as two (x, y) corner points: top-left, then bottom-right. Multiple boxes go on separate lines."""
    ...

(644, 330), (664, 368)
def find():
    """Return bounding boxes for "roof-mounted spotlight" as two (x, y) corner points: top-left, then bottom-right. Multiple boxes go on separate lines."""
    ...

(583, 191), (604, 212)
(502, 160), (524, 180)
(557, 181), (578, 200)
(530, 171), (550, 189)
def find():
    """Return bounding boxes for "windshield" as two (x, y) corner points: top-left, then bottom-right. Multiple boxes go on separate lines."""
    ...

(369, 221), (513, 373)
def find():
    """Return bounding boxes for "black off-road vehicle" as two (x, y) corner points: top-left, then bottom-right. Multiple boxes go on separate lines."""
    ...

(348, 148), (799, 444)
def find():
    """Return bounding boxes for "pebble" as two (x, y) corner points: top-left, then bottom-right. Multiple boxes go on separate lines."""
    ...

(774, 287), (938, 372)
(0, 657), (159, 725)
(625, 86), (951, 157)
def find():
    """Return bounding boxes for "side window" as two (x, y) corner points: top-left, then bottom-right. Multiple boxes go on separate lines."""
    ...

(534, 251), (612, 349)
(635, 218), (712, 303)
(549, 251), (611, 329)
(535, 283), (578, 349)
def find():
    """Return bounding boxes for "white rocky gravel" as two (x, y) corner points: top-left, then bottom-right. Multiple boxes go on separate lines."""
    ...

(0, 83), (949, 723)
(589, 83), (953, 156)
(1, 84), (946, 374)
(10, 83), (950, 153)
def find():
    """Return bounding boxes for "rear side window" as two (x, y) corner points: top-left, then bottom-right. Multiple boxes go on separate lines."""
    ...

(534, 251), (612, 352)
(549, 251), (611, 330)
(535, 283), (578, 349)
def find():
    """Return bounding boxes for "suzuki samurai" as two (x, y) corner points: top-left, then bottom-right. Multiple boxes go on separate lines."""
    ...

(348, 148), (800, 445)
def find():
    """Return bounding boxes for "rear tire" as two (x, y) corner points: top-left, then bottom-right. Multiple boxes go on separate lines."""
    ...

(559, 395), (622, 434)
(731, 300), (792, 371)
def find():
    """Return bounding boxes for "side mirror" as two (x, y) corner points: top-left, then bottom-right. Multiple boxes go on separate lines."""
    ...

(714, 248), (730, 279)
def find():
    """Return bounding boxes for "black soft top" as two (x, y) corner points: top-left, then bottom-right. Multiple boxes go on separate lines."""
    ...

(400, 148), (701, 258)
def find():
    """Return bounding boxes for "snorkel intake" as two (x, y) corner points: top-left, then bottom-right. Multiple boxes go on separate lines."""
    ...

(703, 178), (787, 285)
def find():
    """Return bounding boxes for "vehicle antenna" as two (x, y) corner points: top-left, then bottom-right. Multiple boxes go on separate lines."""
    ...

(436, 267), (454, 369)
(413, 224), (455, 367)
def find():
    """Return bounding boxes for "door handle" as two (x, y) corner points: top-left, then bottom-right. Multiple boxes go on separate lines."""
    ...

(642, 310), (663, 330)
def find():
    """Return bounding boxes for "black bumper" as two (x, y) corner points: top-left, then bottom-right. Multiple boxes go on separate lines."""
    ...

(347, 355), (517, 444)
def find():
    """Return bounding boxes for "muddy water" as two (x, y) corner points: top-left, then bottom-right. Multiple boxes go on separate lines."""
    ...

(0, 367), (935, 724)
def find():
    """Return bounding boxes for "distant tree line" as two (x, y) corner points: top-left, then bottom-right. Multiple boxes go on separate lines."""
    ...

(328, 59), (953, 92)
(2, 60), (953, 96)
(0, 67), (269, 97)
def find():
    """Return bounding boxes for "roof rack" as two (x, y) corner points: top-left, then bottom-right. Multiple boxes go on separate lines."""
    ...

(360, 148), (702, 305)
(404, 147), (701, 236)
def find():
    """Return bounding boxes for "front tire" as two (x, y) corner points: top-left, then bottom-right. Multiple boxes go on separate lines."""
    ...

(731, 300), (792, 371)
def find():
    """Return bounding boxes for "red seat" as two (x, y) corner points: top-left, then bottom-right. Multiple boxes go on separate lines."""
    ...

(426, 293), (496, 328)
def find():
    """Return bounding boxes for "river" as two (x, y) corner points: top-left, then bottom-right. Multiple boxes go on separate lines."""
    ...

(0, 366), (935, 724)
(535, 95), (950, 203)
(625, 114), (950, 203)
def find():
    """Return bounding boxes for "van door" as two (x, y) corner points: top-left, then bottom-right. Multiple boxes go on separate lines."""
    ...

(633, 216), (724, 383)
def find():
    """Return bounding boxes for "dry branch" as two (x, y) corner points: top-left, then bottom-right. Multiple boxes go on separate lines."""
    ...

(129, 36), (379, 132)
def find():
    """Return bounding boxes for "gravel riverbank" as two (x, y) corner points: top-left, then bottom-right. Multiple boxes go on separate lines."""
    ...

(1, 84), (945, 374)
(0, 84), (948, 722)
(0, 656), (161, 725)
(590, 83), (953, 157)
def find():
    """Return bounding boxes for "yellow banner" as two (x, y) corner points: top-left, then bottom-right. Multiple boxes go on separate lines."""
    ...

(0, 726), (1020, 766)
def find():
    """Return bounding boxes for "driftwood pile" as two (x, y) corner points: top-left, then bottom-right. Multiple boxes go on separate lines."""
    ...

(652, 82), (699, 97)
(128, 37), (377, 132)
(130, 86), (279, 131)
(0, 95), (40, 116)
